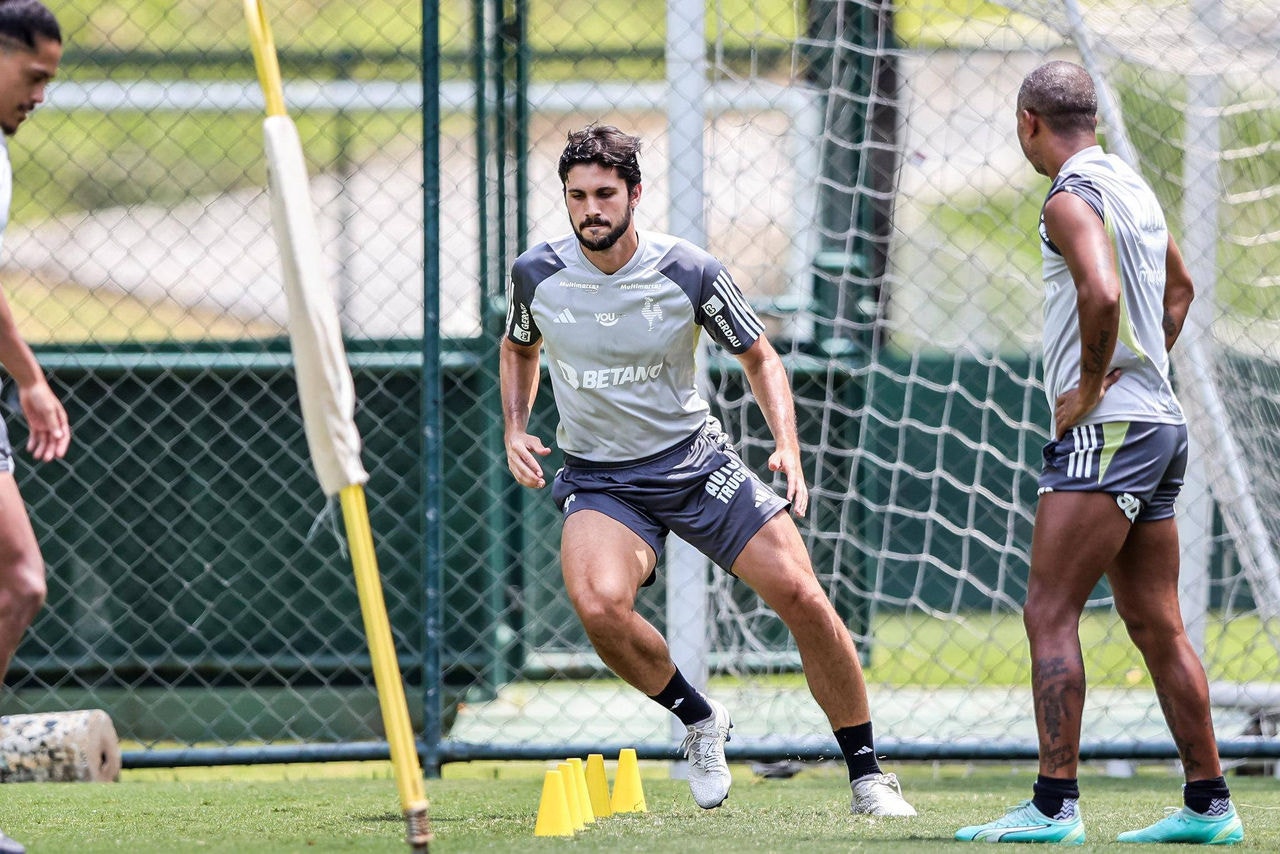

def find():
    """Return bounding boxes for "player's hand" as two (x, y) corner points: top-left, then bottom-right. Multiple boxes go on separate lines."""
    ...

(19, 381), (70, 463)
(768, 445), (808, 518)
(1054, 369), (1122, 439)
(505, 431), (551, 488)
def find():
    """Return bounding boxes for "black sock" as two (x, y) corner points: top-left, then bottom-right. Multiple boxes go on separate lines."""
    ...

(1184, 777), (1232, 816)
(647, 669), (713, 726)
(1032, 775), (1080, 821)
(835, 722), (881, 781)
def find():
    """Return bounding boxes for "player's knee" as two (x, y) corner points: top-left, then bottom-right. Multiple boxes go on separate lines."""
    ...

(1022, 592), (1080, 639)
(0, 559), (46, 622)
(1119, 611), (1179, 654)
(571, 589), (631, 634)
(766, 574), (831, 624)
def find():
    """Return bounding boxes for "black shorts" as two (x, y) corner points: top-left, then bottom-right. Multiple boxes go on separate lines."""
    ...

(552, 425), (790, 580)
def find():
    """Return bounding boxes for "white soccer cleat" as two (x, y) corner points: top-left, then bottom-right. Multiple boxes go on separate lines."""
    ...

(851, 772), (918, 817)
(681, 698), (733, 809)
(0, 828), (24, 854)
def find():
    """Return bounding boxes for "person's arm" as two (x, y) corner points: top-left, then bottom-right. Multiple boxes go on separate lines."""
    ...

(1162, 233), (1195, 352)
(500, 336), (550, 488)
(0, 288), (68, 462)
(734, 335), (808, 517)
(1043, 190), (1121, 439)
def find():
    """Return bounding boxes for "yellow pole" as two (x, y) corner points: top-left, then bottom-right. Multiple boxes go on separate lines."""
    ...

(340, 484), (432, 843)
(243, 1), (430, 848)
(242, 0), (286, 117)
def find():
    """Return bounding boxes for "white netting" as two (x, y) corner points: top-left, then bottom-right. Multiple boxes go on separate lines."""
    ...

(448, 0), (1280, 757)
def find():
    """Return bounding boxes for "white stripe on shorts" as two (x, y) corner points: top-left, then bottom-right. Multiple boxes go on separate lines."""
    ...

(1067, 425), (1100, 479)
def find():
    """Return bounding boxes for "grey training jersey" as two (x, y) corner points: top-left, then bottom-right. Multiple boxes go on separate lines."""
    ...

(1039, 146), (1184, 427)
(506, 230), (764, 462)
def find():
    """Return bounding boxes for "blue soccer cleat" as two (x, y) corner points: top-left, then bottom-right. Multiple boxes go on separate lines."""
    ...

(1117, 804), (1243, 845)
(956, 799), (1086, 844)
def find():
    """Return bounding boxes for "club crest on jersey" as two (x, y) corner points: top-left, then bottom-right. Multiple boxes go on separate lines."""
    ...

(642, 297), (663, 331)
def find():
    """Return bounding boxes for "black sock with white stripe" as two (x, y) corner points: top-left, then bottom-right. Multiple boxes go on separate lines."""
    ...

(1184, 777), (1231, 816)
(835, 722), (882, 781)
(1033, 775), (1080, 821)
(647, 669), (713, 726)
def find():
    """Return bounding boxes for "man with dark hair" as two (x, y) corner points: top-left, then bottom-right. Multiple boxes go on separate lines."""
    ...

(0, 4), (66, 851)
(955, 61), (1242, 845)
(501, 125), (916, 818)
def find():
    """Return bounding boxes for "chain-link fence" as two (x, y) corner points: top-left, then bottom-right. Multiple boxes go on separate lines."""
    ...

(9, 2), (427, 763)
(7, 1), (1280, 770)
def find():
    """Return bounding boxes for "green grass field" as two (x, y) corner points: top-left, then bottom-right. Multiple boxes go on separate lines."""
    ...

(1, 761), (1277, 851)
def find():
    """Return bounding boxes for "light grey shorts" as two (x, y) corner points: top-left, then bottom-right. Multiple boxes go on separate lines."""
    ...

(1038, 421), (1188, 523)
(0, 418), (13, 474)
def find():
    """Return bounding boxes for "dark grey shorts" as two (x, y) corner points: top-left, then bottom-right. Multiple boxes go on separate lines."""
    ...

(552, 425), (790, 581)
(1038, 421), (1188, 523)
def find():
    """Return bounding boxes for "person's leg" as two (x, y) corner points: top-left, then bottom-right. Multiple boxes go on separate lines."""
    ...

(560, 508), (666, 693)
(1024, 491), (1130, 783)
(561, 507), (730, 809)
(0, 474), (46, 685)
(1109, 518), (1243, 844)
(1110, 518), (1222, 781)
(732, 512), (868, 728)
(956, 490), (1129, 844)
(732, 511), (913, 816)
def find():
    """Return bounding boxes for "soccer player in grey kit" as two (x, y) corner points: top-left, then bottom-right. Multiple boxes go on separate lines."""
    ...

(0, 3), (67, 854)
(956, 61), (1242, 845)
(501, 125), (915, 818)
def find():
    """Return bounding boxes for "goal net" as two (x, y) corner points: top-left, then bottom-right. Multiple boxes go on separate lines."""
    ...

(445, 0), (1280, 760)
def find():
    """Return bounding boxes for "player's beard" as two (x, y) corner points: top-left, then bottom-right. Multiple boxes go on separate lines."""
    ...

(575, 205), (632, 252)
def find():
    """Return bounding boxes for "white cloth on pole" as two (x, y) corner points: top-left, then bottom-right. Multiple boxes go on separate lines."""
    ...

(263, 114), (368, 495)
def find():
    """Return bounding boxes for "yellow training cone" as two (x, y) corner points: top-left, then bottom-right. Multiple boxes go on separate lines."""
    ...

(557, 762), (586, 830)
(566, 758), (596, 823)
(585, 753), (613, 818)
(534, 769), (574, 837)
(610, 747), (647, 813)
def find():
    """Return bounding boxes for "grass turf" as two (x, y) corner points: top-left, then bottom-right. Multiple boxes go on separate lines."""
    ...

(1, 761), (1277, 851)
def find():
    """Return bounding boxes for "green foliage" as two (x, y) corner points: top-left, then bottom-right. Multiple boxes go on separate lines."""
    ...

(57, 0), (421, 55)
(1114, 67), (1280, 325)
(895, 0), (1052, 49)
(9, 108), (418, 222)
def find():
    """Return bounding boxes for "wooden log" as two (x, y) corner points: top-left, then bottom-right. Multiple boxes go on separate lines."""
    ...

(0, 710), (121, 783)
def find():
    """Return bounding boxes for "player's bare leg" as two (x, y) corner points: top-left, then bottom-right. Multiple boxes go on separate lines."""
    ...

(560, 509), (670, 692)
(561, 508), (733, 808)
(1108, 518), (1242, 842)
(733, 512), (869, 727)
(0, 474), (46, 685)
(1024, 491), (1131, 780)
(1110, 517), (1223, 777)
(734, 511), (914, 817)
(956, 491), (1129, 843)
